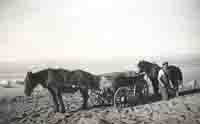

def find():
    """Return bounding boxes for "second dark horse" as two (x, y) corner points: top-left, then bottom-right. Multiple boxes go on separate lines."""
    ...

(24, 68), (100, 113)
(137, 60), (183, 97)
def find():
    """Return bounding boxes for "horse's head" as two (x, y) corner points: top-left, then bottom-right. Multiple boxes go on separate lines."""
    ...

(24, 71), (38, 96)
(137, 60), (147, 73)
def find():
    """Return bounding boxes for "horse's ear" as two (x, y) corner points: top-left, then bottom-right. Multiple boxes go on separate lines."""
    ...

(27, 71), (32, 76)
(139, 60), (144, 63)
(28, 71), (32, 74)
(138, 60), (143, 65)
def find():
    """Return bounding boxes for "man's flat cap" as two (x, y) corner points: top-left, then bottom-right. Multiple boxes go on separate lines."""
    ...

(162, 61), (168, 66)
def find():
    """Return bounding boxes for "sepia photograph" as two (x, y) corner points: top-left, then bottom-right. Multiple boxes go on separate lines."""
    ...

(0, 0), (200, 124)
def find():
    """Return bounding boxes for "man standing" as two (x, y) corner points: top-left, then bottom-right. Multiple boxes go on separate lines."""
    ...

(158, 62), (170, 100)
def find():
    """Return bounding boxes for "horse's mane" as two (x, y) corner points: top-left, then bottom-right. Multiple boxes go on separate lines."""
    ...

(140, 60), (160, 68)
(140, 60), (151, 65)
(31, 69), (48, 80)
(138, 60), (161, 73)
(30, 68), (98, 81)
(29, 68), (71, 84)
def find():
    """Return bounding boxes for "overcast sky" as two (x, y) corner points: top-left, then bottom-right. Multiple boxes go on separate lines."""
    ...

(0, 0), (200, 62)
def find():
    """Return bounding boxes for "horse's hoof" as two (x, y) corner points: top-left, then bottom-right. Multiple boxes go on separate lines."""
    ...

(54, 110), (59, 113)
(60, 110), (66, 113)
(50, 109), (58, 113)
(82, 106), (88, 110)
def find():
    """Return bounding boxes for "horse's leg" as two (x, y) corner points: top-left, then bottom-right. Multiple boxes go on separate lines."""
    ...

(48, 87), (59, 112)
(172, 80), (179, 97)
(80, 88), (89, 109)
(151, 79), (159, 96)
(57, 91), (65, 113)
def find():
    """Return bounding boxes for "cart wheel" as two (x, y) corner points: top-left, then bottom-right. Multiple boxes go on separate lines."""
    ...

(114, 87), (129, 108)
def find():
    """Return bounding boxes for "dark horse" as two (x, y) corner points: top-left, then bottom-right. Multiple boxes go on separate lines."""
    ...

(24, 68), (100, 113)
(137, 60), (183, 96)
(100, 72), (149, 106)
(113, 72), (148, 94)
